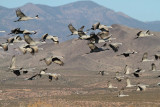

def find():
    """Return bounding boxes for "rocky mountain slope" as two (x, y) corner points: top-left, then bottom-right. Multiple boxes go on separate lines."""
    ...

(0, 1), (160, 41)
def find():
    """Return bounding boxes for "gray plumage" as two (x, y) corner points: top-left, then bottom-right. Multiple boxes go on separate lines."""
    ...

(14, 8), (39, 22)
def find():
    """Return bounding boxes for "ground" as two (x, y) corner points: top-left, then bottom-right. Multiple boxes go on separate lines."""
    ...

(0, 69), (160, 107)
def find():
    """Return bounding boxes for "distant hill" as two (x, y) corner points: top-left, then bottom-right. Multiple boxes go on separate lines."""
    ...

(1, 24), (160, 71)
(0, 1), (160, 41)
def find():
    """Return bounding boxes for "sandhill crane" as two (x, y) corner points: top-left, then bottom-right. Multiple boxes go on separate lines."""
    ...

(67, 23), (78, 36)
(117, 50), (137, 57)
(97, 32), (115, 41)
(134, 68), (145, 73)
(133, 72), (140, 77)
(124, 65), (130, 75)
(157, 83), (160, 86)
(126, 77), (136, 87)
(18, 45), (27, 55)
(88, 32), (114, 43)
(114, 71), (124, 82)
(98, 24), (112, 32)
(98, 71), (104, 76)
(24, 34), (43, 46)
(7, 36), (24, 44)
(24, 34), (36, 45)
(26, 68), (47, 80)
(87, 42), (108, 53)
(8, 28), (22, 35)
(23, 29), (37, 35)
(133, 68), (145, 77)
(154, 54), (160, 60)
(23, 45), (38, 55)
(9, 55), (17, 70)
(87, 22), (112, 32)
(107, 81), (117, 88)
(40, 56), (64, 66)
(87, 22), (113, 40)
(109, 43), (122, 52)
(14, 8), (39, 22)
(117, 88), (129, 97)
(150, 63), (160, 71)
(9, 55), (35, 76)
(0, 43), (8, 51)
(87, 32), (101, 43)
(26, 68), (61, 81)
(97, 31), (109, 40)
(135, 30), (154, 39)
(141, 52), (154, 62)
(0, 31), (5, 33)
(67, 24), (86, 36)
(136, 83), (149, 91)
(9, 28), (36, 35)
(11, 67), (35, 76)
(151, 63), (156, 71)
(87, 22), (100, 31)
(41, 33), (59, 44)
(16, 44), (38, 55)
(77, 27), (91, 40)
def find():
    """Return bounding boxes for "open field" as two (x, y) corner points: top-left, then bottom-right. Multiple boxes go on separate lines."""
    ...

(0, 68), (160, 107)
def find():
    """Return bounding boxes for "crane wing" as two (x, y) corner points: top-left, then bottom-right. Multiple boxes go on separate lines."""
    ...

(68, 24), (77, 33)
(10, 55), (16, 70)
(16, 8), (26, 18)
(24, 34), (36, 45)
(52, 57), (64, 66)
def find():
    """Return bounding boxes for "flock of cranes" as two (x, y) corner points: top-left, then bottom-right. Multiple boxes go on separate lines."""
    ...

(0, 8), (63, 81)
(67, 21), (160, 96)
(0, 8), (160, 97)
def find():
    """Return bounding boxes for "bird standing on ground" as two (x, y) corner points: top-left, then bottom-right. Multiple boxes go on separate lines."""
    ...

(124, 65), (130, 75)
(107, 81), (117, 88)
(141, 52), (154, 62)
(126, 77), (136, 87)
(98, 71), (104, 76)
(114, 71), (124, 82)
(117, 88), (129, 97)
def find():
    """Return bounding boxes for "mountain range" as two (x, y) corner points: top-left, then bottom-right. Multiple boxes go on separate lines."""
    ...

(0, 1), (160, 41)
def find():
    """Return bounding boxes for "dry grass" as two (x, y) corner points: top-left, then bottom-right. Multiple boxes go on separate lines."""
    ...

(27, 100), (52, 107)
(1, 99), (160, 107)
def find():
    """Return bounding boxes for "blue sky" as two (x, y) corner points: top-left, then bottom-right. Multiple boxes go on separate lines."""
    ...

(1, 0), (159, 22)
